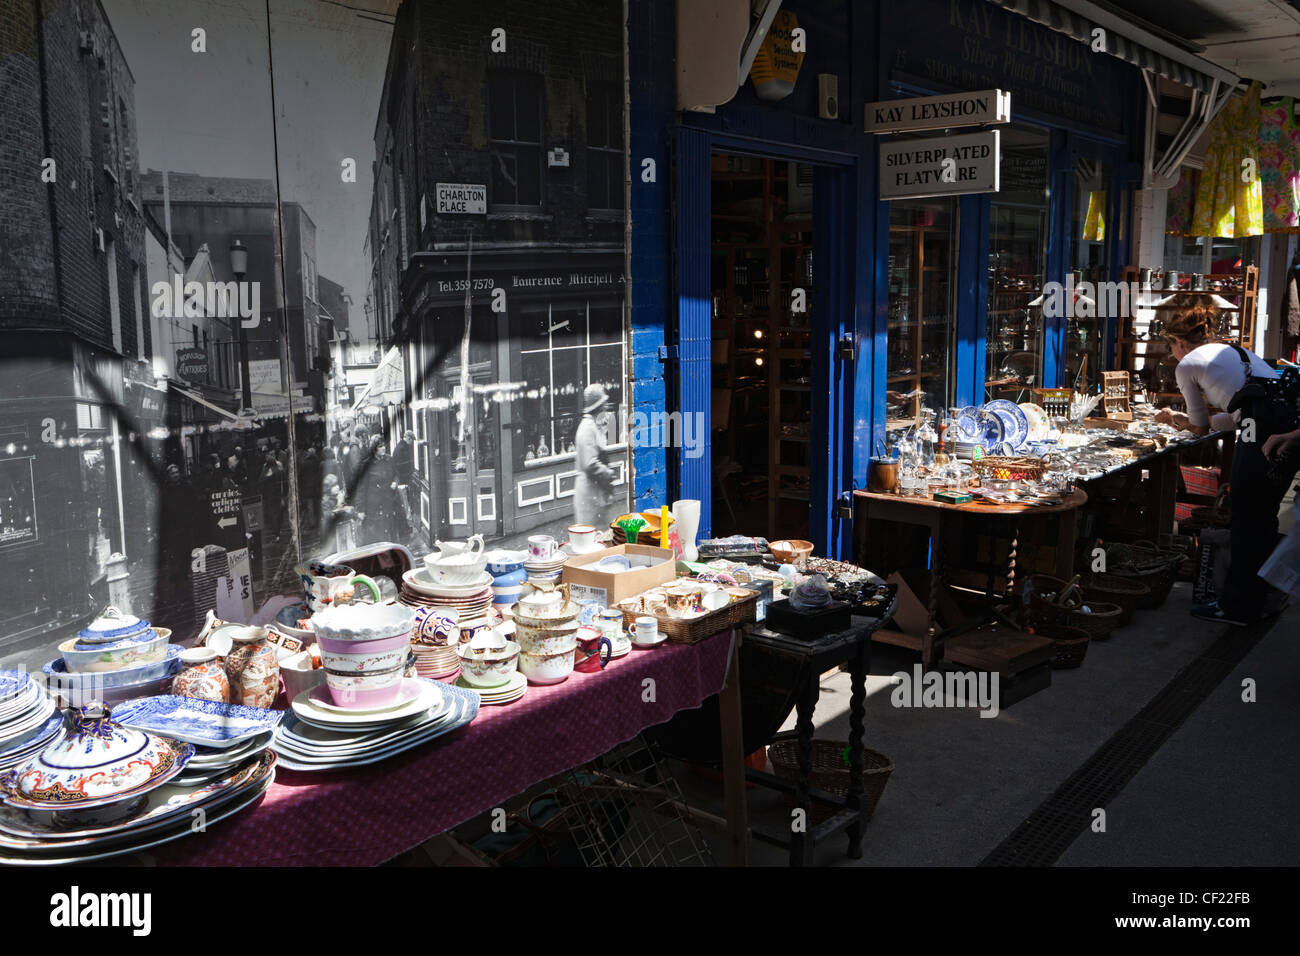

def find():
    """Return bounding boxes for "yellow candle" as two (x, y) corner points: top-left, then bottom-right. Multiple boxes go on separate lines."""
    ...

(661, 505), (670, 551)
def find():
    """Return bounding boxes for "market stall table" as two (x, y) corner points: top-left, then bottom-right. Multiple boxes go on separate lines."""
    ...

(854, 488), (1088, 667)
(149, 629), (743, 867)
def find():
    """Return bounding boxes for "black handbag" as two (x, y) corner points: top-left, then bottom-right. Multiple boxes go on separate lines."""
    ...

(1225, 345), (1300, 481)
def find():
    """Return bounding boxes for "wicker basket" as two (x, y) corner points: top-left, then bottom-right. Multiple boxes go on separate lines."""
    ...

(1058, 601), (1123, 639)
(1079, 573), (1150, 624)
(972, 455), (1051, 481)
(1031, 622), (1091, 669)
(619, 589), (759, 644)
(767, 738), (894, 826)
(1024, 573), (1081, 621)
(1105, 541), (1182, 609)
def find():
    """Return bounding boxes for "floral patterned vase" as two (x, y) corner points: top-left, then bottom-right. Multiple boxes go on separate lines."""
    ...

(223, 627), (280, 708)
(172, 646), (230, 703)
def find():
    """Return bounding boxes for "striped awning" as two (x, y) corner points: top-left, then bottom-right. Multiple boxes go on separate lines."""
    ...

(987, 0), (1238, 95)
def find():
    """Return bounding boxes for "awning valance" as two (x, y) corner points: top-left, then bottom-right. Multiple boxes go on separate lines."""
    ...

(985, 0), (1238, 95)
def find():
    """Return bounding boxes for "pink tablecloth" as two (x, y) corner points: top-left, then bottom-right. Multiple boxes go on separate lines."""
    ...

(151, 632), (735, 866)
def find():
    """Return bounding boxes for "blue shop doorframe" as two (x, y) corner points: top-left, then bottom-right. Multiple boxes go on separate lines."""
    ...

(673, 128), (856, 555)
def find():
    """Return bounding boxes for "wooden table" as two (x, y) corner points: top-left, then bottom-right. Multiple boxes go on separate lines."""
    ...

(743, 611), (892, 867)
(853, 488), (1088, 666)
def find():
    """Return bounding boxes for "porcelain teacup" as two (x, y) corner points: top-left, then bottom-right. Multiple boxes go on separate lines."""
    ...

(297, 562), (381, 615)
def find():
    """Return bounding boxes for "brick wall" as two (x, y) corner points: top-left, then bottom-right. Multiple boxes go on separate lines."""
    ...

(0, 0), (59, 329)
(1, 0), (146, 359)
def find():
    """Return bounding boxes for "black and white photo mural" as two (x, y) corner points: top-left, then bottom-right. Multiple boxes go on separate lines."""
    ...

(0, 0), (629, 654)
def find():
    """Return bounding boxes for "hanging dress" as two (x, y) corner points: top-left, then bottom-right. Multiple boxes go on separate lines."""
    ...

(1259, 96), (1300, 233)
(1191, 80), (1263, 239)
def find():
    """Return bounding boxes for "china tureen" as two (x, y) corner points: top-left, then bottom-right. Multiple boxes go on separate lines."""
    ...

(72, 606), (154, 650)
(1, 703), (193, 811)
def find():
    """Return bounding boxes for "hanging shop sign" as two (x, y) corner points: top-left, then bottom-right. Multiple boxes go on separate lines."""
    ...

(879, 130), (1001, 200)
(436, 183), (487, 215)
(749, 9), (804, 102)
(865, 89), (1011, 134)
(176, 347), (209, 381)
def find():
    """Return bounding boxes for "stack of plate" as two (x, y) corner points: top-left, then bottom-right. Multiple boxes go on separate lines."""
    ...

(523, 553), (567, 585)
(411, 643), (460, 680)
(108, 695), (283, 788)
(271, 678), (479, 771)
(453, 670), (526, 705)
(400, 569), (494, 616)
(0, 749), (275, 866)
(0, 671), (62, 772)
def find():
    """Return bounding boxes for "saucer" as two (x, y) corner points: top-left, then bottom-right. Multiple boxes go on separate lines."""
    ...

(630, 632), (668, 649)
(291, 678), (440, 729)
(307, 680), (424, 715)
(455, 671), (525, 705)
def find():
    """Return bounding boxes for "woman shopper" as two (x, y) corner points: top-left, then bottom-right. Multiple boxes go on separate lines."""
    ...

(1153, 297), (1300, 625)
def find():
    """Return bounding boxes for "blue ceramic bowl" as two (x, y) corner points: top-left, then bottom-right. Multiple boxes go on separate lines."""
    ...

(484, 549), (528, 576)
(45, 642), (182, 685)
(59, 628), (170, 674)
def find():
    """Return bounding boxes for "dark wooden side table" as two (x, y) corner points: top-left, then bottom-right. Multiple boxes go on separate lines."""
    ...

(743, 610), (893, 867)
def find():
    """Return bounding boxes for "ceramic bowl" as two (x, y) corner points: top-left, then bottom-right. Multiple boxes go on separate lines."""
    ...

(484, 549), (529, 575)
(770, 539), (814, 567)
(280, 650), (326, 699)
(317, 632), (410, 673)
(324, 663), (405, 708)
(455, 640), (520, 688)
(512, 600), (581, 629)
(58, 627), (170, 674)
(311, 602), (414, 642)
(514, 621), (579, 656)
(518, 648), (574, 685)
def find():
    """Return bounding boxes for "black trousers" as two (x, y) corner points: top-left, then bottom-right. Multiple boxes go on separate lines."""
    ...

(1220, 435), (1295, 613)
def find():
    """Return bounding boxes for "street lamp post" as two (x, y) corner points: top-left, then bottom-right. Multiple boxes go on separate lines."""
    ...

(230, 239), (252, 413)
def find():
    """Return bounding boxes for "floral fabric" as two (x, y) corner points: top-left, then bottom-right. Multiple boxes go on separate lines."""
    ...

(1260, 96), (1300, 233)
(1192, 81), (1263, 239)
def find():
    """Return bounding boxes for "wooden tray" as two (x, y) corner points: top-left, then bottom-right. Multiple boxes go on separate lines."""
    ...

(619, 589), (759, 644)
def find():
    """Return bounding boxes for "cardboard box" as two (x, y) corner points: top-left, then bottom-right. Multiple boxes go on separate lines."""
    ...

(561, 544), (676, 607)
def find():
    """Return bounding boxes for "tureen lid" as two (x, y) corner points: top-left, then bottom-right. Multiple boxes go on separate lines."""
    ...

(3, 702), (191, 810)
(76, 606), (151, 644)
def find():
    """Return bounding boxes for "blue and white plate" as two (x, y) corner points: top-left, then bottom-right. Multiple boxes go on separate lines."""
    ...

(985, 400), (1029, 449)
(979, 412), (1005, 450)
(0, 671), (32, 705)
(109, 696), (283, 749)
(955, 406), (984, 443)
(0, 713), (64, 764)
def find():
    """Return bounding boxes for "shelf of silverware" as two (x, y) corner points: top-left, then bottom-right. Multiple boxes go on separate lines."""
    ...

(1114, 265), (1259, 391)
(986, 278), (1042, 402)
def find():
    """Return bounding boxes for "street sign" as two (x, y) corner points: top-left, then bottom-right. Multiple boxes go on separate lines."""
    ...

(209, 488), (245, 551)
(865, 89), (1011, 134)
(879, 130), (1001, 200)
(436, 183), (486, 215)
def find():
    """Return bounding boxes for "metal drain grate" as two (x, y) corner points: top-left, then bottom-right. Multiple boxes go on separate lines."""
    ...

(979, 615), (1279, 867)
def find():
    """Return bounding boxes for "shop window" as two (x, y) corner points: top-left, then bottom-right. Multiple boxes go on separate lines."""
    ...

(586, 82), (622, 211)
(514, 303), (624, 469)
(1066, 156), (1114, 392)
(987, 126), (1050, 401)
(886, 199), (957, 432)
(487, 70), (543, 208)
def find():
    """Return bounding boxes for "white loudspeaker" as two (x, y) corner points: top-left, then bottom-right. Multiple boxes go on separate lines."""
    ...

(818, 74), (839, 121)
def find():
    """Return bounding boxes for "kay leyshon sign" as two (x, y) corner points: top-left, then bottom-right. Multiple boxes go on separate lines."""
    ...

(864, 89), (1011, 134)
(879, 130), (1001, 200)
